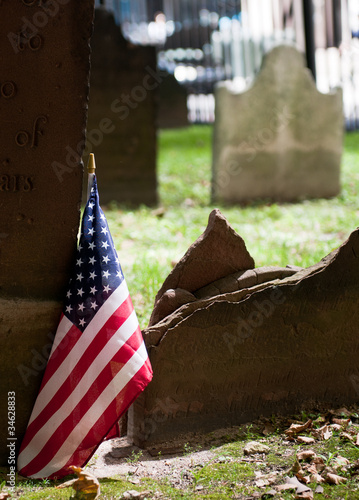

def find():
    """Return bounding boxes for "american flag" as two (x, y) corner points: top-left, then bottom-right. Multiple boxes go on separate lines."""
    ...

(17, 176), (152, 479)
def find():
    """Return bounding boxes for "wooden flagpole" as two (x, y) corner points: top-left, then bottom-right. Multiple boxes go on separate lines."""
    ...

(87, 153), (96, 201)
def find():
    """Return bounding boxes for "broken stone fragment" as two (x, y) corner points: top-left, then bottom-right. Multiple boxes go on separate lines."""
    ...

(129, 227), (359, 450)
(195, 266), (301, 300)
(149, 288), (197, 326)
(148, 208), (255, 326)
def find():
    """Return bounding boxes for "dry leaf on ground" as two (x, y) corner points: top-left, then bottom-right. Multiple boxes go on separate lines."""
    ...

(332, 418), (350, 426)
(311, 457), (325, 471)
(295, 473), (311, 484)
(297, 450), (316, 461)
(285, 420), (312, 437)
(310, 473), (324, 483)
(285, 476), (312, 494)
(262, 422), (276, 436)
(330, 423), (341, 432)
(295, 491), (313, 499)
(275, 483), (296, 492)
(325, 472), (347, 485)
(312, 425), (332, 440)
(297, 436), (315, 445)
(56, 466), (100, 499)
(333, 456), (350, 469)
(290, 458), (303, 474)
(329, 407), (352, 418)
(341, 432), (354, 442)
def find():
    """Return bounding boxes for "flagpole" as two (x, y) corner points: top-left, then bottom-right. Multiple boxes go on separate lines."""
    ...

(87, 153), (96, 201)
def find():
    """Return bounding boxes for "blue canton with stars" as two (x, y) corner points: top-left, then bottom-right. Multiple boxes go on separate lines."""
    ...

(64, 176), (124, 332)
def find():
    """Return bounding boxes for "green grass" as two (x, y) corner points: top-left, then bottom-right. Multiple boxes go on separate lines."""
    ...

(8, 421), (359, 499)
(105, 126), (359, 328)
(4, 126), (359, 499)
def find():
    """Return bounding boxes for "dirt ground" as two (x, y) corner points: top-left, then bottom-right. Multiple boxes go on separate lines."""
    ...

(86, 426), (242, 487)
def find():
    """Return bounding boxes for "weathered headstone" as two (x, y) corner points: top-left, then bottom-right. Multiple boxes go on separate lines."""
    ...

(212, 44), (343, 204)
(128, 211), (359, 450)
(149, 209), (255, 326)
(85, 8), (158, 206)
(158, 72), (188, 129)
(0, 1), (94, 464)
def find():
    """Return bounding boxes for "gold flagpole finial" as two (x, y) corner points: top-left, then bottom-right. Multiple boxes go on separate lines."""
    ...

(87, 153), (96, 174)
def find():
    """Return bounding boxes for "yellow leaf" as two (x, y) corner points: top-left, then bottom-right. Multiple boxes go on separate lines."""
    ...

(56, 466), (100, 499)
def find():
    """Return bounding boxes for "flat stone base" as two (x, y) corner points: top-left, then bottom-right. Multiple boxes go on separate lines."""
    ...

(0, 298), (62, 465)
(214, 149), (341, 203)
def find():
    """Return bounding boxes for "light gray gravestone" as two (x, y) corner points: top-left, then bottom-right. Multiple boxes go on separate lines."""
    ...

(0, 0), (94, 464)
(212, 44), (343, 204)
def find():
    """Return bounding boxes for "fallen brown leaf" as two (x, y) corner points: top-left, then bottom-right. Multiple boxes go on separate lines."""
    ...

(285, 420), (312, 437)
(295, 473), (311, 484)
(297, 436), (315, 445)
(275, 483), (296, 492)
(312, 416), (327, 427)
(330, 423), (341, 432)
(340, 432), (354, 442)
(356, 433), (359, 446)
(312, 424), (332, 440)
(254, 478), (268, 487)
(329, 407), (351, 418)
(307, 464), (319, 475)
(333, 455), (350, 469)
(310, 473), (324, 484)
(295, 491), (313, 499)
(262, 422), (276, 436)
(325, 472), (347, 485)
(332, 418), (350, 426)
(285, 476), (312, 494)
(297, 450), (316, 461)
(311, 456), (325, 472)
(291, 458), (303, 474)
(56, 466), (100, 499)
(0, 493), (10, 499)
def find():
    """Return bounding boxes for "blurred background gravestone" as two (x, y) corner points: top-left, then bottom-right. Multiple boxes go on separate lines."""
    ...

(158, 72), (188, 129)
(212, 44), (344, 204)
(91, 1), (359, 131)
(85, 7), (158, 206)
(0, 1), (94, 464)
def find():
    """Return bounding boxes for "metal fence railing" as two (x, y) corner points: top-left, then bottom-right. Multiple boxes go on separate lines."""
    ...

(94, 0), (359, 129)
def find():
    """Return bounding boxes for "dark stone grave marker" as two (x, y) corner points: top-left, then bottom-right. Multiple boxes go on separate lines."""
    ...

(128, 211), (359, 450)
(0, 0), (94, 464)
(85, 8), (158, 206)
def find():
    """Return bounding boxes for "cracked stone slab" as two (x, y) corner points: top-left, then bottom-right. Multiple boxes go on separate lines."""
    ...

(129, 228), (359, 449)
(149, 209), (254, 326)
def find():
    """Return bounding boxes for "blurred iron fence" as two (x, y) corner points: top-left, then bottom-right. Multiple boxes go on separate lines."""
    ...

(95, 0), (359, 129)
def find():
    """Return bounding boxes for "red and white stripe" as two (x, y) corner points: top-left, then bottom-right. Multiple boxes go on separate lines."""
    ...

(17, 280), (152, 479)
